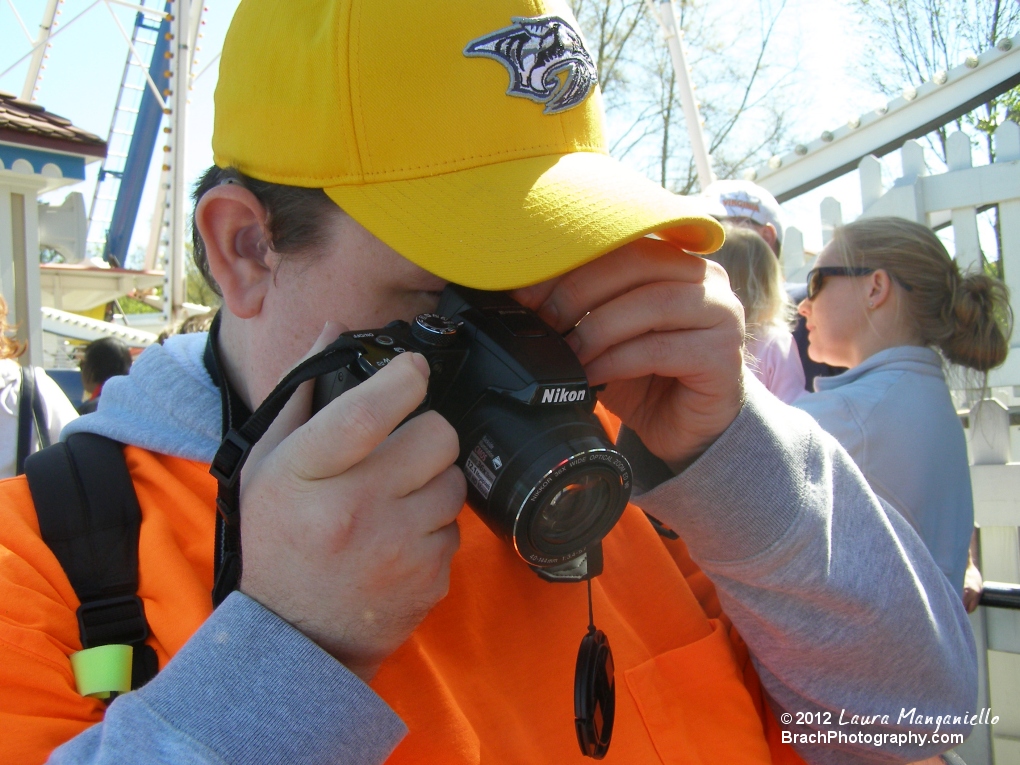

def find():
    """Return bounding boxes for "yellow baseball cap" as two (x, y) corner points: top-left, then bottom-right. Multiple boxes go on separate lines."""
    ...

(213, 0), (724, 290)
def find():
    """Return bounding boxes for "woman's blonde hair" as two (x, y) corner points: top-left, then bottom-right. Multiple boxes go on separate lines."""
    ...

(705, 225), (794, 331)
(0, 296), (26, 361)
(832, 217), (1013, 372)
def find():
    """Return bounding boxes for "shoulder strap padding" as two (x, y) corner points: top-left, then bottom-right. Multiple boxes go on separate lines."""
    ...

(25, 434), (141, 603)
(24, 434), (158, 689)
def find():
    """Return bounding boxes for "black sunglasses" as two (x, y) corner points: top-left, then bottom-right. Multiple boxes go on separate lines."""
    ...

(805, 266), (913, 299)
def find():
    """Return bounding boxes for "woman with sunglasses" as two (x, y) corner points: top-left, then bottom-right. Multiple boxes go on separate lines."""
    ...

(794, 216), (1011, 602)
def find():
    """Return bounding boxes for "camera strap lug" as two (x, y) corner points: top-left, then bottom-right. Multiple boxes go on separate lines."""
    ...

(532, 543), (603, 583)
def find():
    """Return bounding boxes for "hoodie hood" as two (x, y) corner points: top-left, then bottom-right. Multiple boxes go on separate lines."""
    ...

(62, 333), (222, 463)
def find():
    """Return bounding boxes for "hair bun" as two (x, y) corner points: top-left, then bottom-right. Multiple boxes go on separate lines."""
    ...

(940, 272), (1012, 371)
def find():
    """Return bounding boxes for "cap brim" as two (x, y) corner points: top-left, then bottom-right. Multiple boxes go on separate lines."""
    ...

(325, 151), (725, 291)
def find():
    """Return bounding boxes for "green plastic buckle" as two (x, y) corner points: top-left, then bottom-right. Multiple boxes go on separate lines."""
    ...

(70, 644), (133, 699)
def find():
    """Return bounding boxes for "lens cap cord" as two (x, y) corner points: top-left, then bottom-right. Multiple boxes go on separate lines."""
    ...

(206, 323), (366, 606)
(574, 578), (615, 759)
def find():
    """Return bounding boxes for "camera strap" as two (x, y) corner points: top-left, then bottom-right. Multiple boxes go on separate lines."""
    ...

(205, 316), (364, 606)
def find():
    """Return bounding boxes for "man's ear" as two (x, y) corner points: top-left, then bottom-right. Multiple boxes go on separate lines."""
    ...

(194, 184), (272, 319)
(866, 269), (894, 309)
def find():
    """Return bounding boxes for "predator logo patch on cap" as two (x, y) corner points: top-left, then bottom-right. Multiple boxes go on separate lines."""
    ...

(465, 16), (598, 115)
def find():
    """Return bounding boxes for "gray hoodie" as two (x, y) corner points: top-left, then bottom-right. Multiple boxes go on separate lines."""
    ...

(795, 346), (973, 592)
(50, 335), (976, 764)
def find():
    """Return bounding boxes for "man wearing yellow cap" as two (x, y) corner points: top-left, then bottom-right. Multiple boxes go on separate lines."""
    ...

(0, 2), (975, 764)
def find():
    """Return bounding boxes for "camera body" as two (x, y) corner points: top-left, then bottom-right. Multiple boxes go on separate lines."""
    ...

(313, 285), (632, 580)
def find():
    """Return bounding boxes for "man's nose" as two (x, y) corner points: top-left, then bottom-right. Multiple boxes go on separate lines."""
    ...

(797, 298), (811, 317)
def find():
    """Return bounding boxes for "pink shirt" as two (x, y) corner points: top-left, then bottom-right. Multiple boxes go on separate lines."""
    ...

(745, 325), (806, 404)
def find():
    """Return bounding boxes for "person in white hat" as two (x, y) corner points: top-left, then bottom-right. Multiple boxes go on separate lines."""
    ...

(703, 179), (785, 255)
(704, 179), (847, 390)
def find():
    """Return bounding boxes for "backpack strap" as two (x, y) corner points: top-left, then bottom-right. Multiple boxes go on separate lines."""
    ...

(31, 369), (51, 450)
(15, 366), (52, 476)
(15, 366), (36, 475)
(24, 433), (158, 698)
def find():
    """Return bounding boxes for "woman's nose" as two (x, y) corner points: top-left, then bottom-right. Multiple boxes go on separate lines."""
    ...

(797, 298), (811, 317)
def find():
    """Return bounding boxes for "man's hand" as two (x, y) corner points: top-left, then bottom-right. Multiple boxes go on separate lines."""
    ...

(512, 237), (745, 468)
(238, 333), (465, 682)
(963, 530), (983, 614)
(963, 561), (983, 614)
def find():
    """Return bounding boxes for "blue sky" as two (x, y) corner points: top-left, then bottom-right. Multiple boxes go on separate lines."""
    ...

(0, 0), (895, 256)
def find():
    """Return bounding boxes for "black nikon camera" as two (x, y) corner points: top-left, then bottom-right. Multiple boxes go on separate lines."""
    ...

(313, 285), (632, 582)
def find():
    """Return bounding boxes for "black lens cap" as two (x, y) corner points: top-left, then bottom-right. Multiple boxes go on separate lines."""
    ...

(574, 627), (615, 759)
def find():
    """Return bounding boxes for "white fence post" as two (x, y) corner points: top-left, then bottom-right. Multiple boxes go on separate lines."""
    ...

(947, 131), (983, 272)
(820, 197), (843, 246)
(858, 140), (928, 222)
(859, 154), (883, 212)
(783, 226), (807, 282)
(970, 399), (1013, 465)
(900, 139), (929, 183)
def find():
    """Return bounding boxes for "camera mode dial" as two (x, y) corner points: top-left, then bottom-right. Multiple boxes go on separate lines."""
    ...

(412, 313), (461, 347)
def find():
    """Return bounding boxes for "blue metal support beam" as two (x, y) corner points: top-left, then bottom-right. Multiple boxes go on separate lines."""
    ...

(103, 4), (172, 267)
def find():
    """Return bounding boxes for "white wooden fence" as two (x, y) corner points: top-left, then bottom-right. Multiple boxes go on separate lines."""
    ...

(781, 124), (1020, 764)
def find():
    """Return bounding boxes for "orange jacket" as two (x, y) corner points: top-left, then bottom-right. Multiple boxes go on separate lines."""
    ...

(0, 438), (805, 765)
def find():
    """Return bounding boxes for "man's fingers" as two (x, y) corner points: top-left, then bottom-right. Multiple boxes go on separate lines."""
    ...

(244, 321), (345, 478)
(286, 352), (432, 481)
(510, 276), (562, 313)
(396, 465), (466, 534)
(567, 281), (736, 365)
(524, 239), (711, 333)
(365, 410), (461, 498)
(583, 328), (743, 388)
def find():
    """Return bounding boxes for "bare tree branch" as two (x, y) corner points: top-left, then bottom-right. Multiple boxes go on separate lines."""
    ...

(570, 0), (801, 192)
(848, 0), (1020, 163)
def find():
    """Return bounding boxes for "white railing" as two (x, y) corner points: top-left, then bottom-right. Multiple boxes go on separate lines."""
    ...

(750, 34), (1020, 203)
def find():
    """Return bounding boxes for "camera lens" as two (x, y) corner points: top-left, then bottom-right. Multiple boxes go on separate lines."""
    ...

(533, 472), (613, 548)
(457, 396), (632, 567)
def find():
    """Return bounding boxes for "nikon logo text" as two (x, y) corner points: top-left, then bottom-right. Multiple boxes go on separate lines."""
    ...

(541, 387), (586, 404)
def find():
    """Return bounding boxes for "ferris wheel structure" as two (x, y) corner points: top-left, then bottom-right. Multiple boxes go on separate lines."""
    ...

(2, 0), (210, 322)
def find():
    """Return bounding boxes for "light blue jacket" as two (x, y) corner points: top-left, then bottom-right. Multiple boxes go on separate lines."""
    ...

(795, 346), (972, 592)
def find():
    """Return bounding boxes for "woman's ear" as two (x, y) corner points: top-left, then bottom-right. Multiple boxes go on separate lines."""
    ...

(866, 269), (894, 309)
(759, 223), (779, 253)
(194, 184), (272, 319)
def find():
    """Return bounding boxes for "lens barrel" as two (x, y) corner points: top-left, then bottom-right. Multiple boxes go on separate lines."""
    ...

(458, 395), (632, 567)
